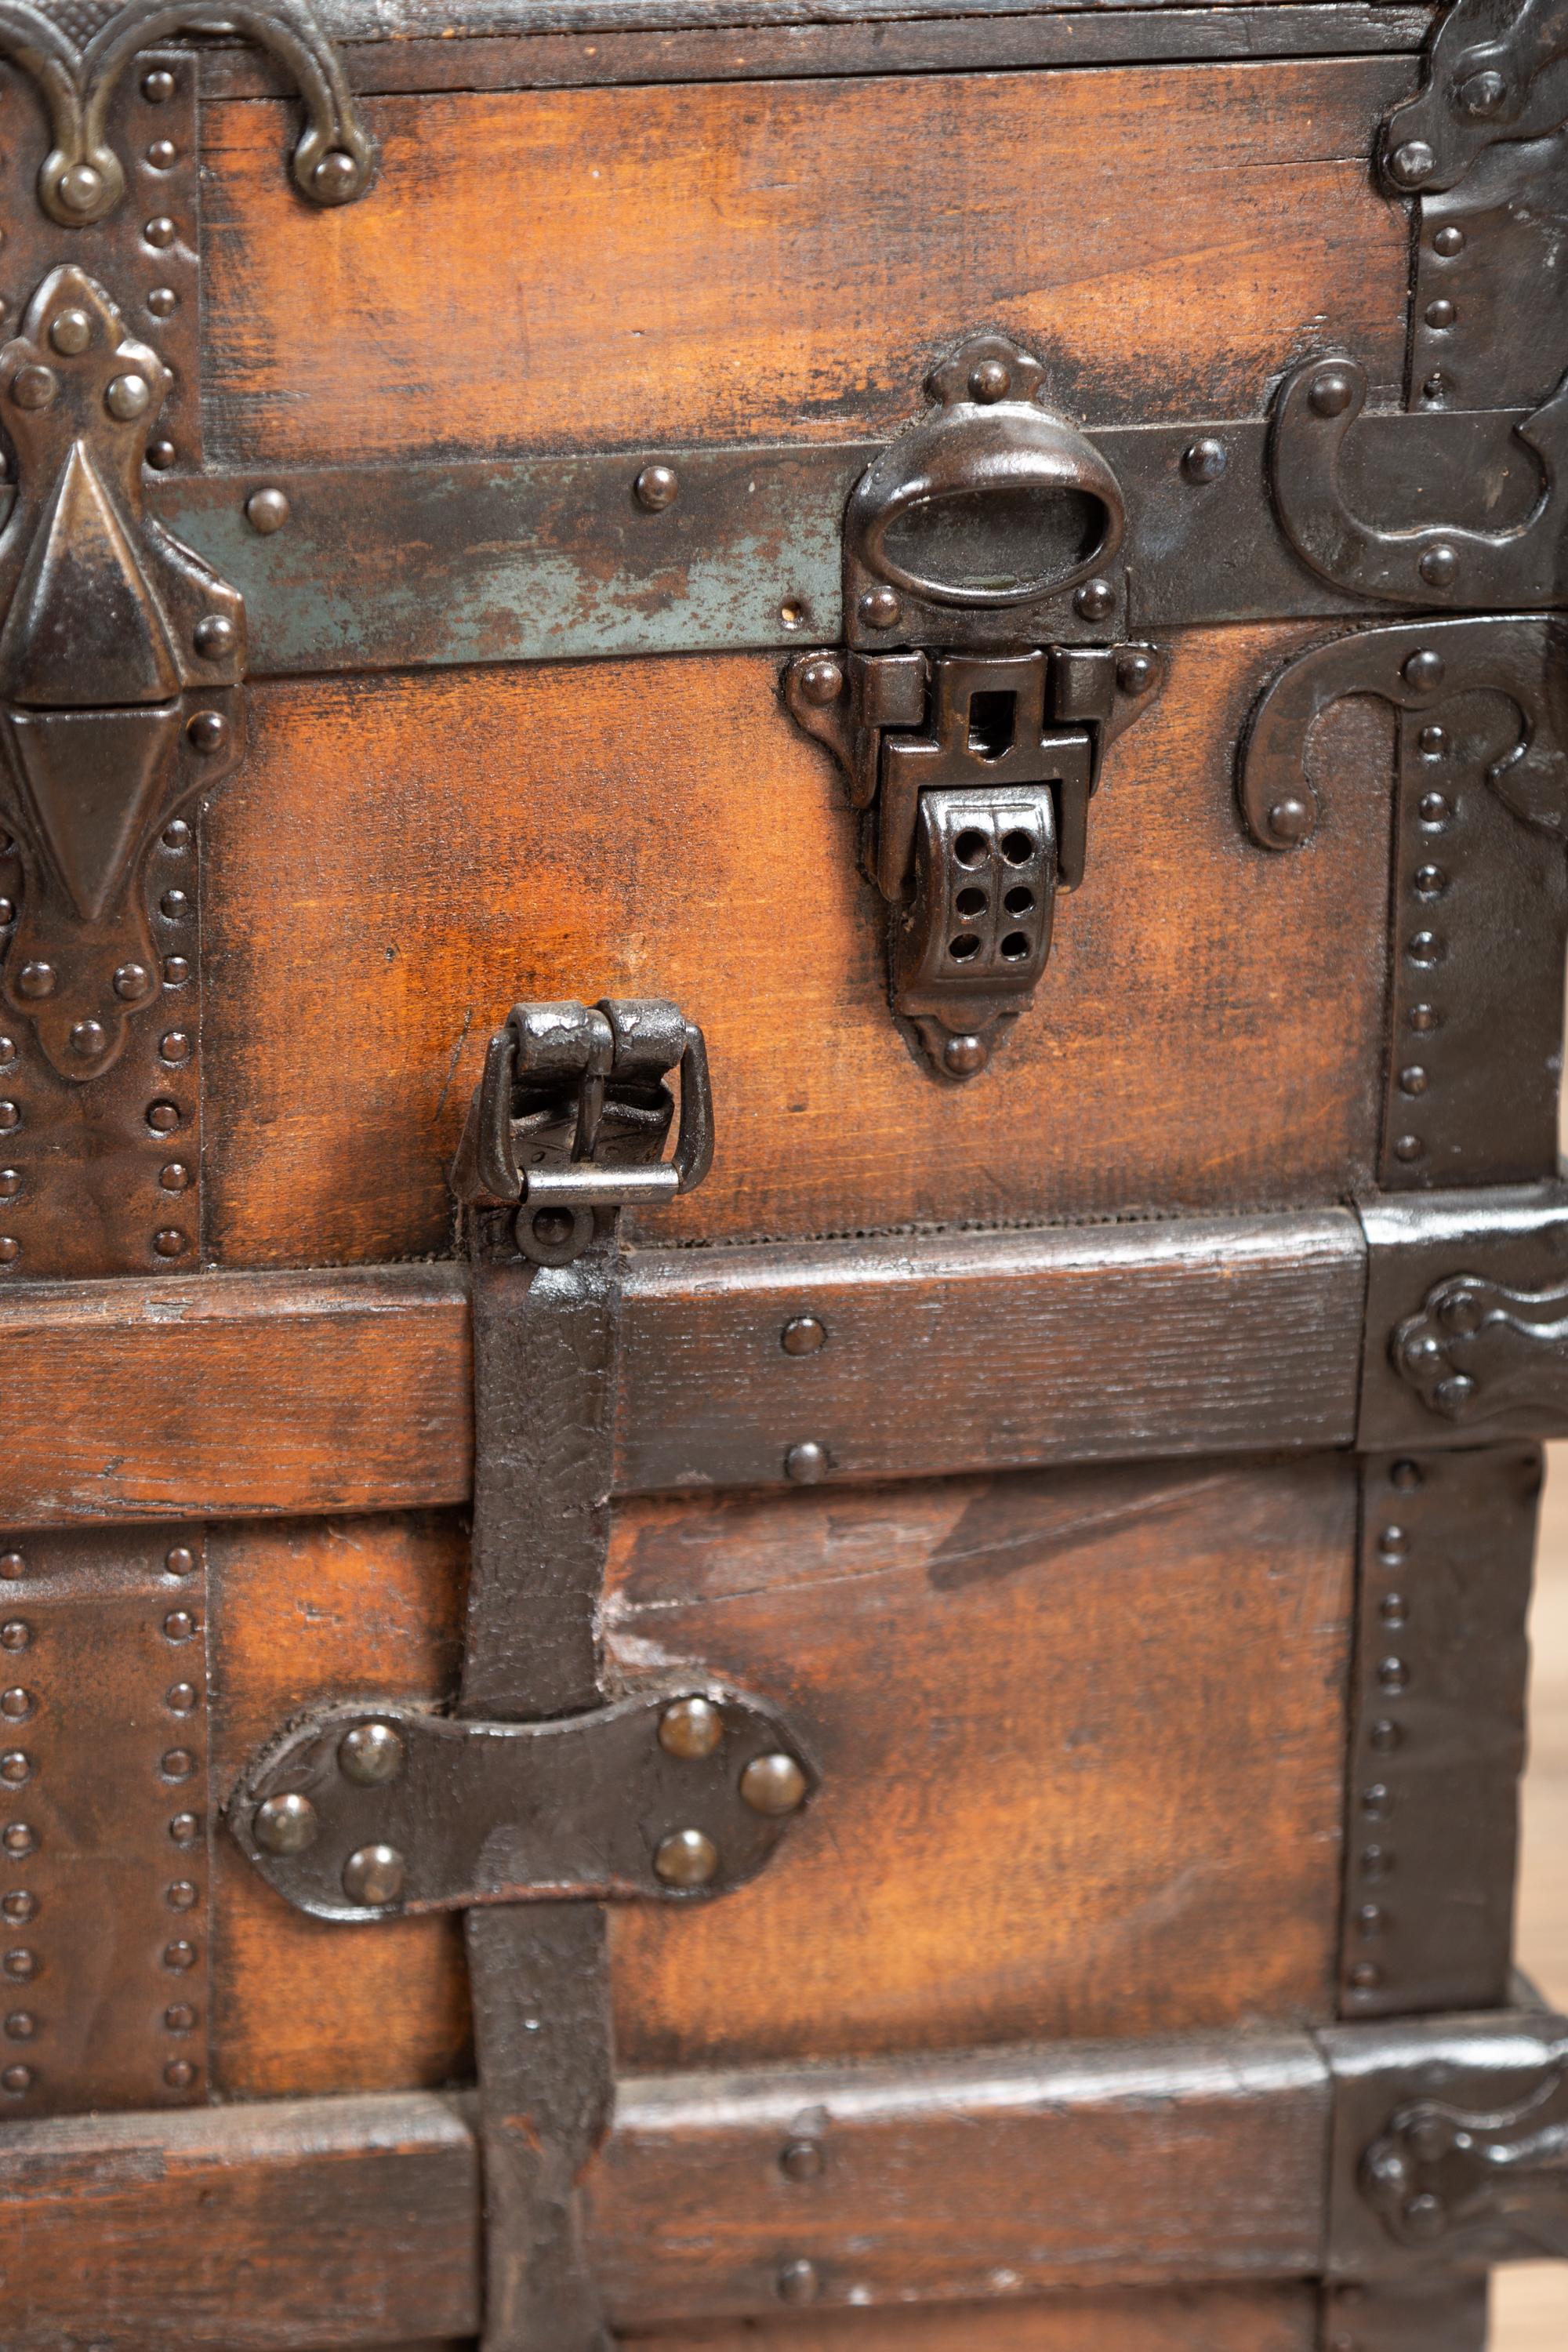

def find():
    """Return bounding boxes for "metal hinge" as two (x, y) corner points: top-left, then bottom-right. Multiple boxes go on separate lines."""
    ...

(784, 333), (1163, 1083)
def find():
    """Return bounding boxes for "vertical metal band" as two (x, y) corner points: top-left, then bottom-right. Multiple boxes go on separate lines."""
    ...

(1378, 695), (1568, 1191)
(1340, 1448), (1537, 2020)
(463, 1240), (622, 2352)
(0, 49), (205, 1282)
(0, 1522), (210, 2117)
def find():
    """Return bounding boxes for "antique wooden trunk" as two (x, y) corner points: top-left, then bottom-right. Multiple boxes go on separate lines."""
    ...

(2, 0), (1568, 2346)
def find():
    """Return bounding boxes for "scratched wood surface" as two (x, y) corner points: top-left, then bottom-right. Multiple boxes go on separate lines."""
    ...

(201, 639), (1391, 1264)
(604, 1456), (1352, 2068)
(210, 1459), (1351, 2092)
(209, 1513), (472, 2098)
(200, 60), (1411, 466)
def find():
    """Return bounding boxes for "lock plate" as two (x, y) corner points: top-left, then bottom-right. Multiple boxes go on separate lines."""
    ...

(784, 333), (1163, 1081)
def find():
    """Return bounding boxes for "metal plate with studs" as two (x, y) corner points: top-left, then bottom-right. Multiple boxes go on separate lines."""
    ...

(229, 1686), (814, 1922)
(1236, 615), (1568, 1190)
(1338, 1447), (1537, 2022)
(0, 1521), (210, 2117)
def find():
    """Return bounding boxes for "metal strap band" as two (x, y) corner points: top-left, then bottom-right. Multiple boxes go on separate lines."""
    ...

(463, 1240), (622, 2352)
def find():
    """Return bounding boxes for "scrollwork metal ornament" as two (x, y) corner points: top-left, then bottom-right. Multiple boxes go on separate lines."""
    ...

(1379, 0), (1568, 197)
(1363, 2070), (1568, 2259)
(0, 0), (374, 225)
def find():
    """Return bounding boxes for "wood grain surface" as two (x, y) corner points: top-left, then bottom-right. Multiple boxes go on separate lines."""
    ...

(209, 1514), (471, 2098)
(604, 1457), (1353, 2069)
(0, 2090), (481, 2347)
(201, 639), (1391, 1265)
(199, 62), (1410, 464)
(0, 1207), (1363, 1522)
(205, 1460), (1351, 2092)
(617, 1208), (1366, 1490)
(622, 2287), (1319, 2352)
(0, 1265), (470, 1526)
(0, 2034), (1333, 2342)
(590, 2031), (1329, 2321)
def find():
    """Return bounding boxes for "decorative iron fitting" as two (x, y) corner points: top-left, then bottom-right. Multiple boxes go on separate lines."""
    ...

(230, 1687), (815, 1921)
(0, 264), (245, 1080)
(784, 335), (1162, 1083)
(0, 0), (374, 225)
(1360, 1185), (1568, 1443)
(1379, 0), (1568, 198)
(1323, 2009), (1568, 2277)
(1269, 357), (1568, 608)
(1239, 618), (1568, 1189)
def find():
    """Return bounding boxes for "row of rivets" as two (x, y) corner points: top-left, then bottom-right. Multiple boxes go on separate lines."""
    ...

(159, 1539), (205, 2093)
(1345, 1461), (1423, 2002)
(0, 1542), (203, 2097)
(1389, 675), (1456, 1172)
(0, 1530), (39, 2092)
(779, 1312), (830, 1483)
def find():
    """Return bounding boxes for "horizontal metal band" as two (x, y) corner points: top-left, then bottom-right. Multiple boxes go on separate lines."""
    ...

(1, 2007), (1561, 2340)
(0, 1207), (1363, 1525)
(136, 409), (1524, 678)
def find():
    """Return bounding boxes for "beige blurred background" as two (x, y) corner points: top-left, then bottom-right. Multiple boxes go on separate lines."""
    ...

(1491, 1450), (1567, 2350)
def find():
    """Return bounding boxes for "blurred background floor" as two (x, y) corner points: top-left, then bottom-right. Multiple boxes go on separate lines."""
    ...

(1491, 1443), (1568, 2350)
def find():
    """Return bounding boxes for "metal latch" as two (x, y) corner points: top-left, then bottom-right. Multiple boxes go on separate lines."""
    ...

(785, 332), (1163, 1081)
(450, 995), (714, 1265)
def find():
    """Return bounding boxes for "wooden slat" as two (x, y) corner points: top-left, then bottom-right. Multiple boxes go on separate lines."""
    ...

(0, 1265), (470, 1529)
(0, 2034), (1329, 2343)
(0, 1208), (1364, 1525)
(588, 2032), (1330, 2325)
(622, 2288), (1321, 2352)
(616, 1207), (1367, 1491)
(0, 2091), (481, 2348)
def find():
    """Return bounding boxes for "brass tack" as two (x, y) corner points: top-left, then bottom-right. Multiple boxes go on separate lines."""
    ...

(741, 1753), (808, 1817)
(343, 1842), (406, 1905)
(659, 1697), (724, 1760)
(653, 1828), (719, 1889)
(339, 1721), (406, 1786)
(254, 1793), (316, 1856)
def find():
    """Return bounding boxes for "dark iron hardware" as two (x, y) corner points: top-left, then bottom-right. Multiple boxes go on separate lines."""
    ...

(230, 1686), (814, 1922)
(1363, 2074), (1568, 2256)
(1239, 618), (1568, 1189)
(1269, 358), (1568, 608)
(1324, 2007), (1568, 2278)
(1379, 0), (1568, 198)
(785, 336), (1162, 1081)
(1339, 1448), (1535, 2023)
(1361, 1185), (1568, 1443)
(1396, 1272), (1568, 1423)
(0, 263), (245, 1080)
(452, 996), (714, 1265)
(0, 0), (373, 225)
(1237, 614), (1568, 854)
(452, 996), (754, 2352)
